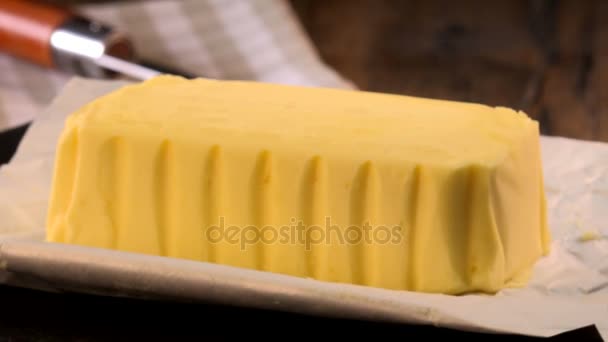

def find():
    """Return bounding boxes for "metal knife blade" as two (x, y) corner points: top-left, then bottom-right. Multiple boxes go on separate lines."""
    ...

(0, 0), (197, 81)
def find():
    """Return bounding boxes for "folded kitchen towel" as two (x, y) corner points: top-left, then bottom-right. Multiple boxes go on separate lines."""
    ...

(0, 0), (354, 132)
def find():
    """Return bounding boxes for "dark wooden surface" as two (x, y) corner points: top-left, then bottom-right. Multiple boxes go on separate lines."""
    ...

(289, 0), (608, 142)
(0, 284), (603, 341)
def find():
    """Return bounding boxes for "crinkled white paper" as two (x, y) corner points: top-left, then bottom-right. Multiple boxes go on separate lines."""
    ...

(1, 78), (606, 339)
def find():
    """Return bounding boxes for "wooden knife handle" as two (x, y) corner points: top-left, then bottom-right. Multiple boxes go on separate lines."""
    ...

(0, 0), (72, 68)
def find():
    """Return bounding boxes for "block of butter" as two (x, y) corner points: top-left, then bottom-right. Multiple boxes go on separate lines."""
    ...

(46, 75), (550, 295)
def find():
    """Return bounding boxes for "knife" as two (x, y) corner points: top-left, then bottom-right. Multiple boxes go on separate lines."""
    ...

(0, 0), (196, 80)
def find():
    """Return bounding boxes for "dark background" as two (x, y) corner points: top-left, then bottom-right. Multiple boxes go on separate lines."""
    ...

(289, 0), (607, 142)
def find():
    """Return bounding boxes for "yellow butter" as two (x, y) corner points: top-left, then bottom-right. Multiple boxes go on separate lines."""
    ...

(46, 75), (550, 294)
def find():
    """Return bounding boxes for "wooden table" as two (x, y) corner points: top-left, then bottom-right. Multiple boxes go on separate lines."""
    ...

(290, 0), (608, 142)
(0, 284), (602, 341)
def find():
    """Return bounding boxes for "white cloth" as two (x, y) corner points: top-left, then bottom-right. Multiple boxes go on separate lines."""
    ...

(0, 0), (353, 131)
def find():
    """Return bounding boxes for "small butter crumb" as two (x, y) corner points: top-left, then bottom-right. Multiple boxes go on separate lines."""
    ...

(578, 231), (600, 242)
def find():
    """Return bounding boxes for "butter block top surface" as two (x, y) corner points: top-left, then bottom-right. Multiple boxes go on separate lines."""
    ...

(70, 75), (537, 167)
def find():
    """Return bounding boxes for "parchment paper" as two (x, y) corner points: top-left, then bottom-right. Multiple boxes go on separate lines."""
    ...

(1, 77), (606, 339)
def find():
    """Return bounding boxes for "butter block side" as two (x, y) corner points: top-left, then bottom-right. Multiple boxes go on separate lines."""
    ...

(489, 112), (550, 286)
